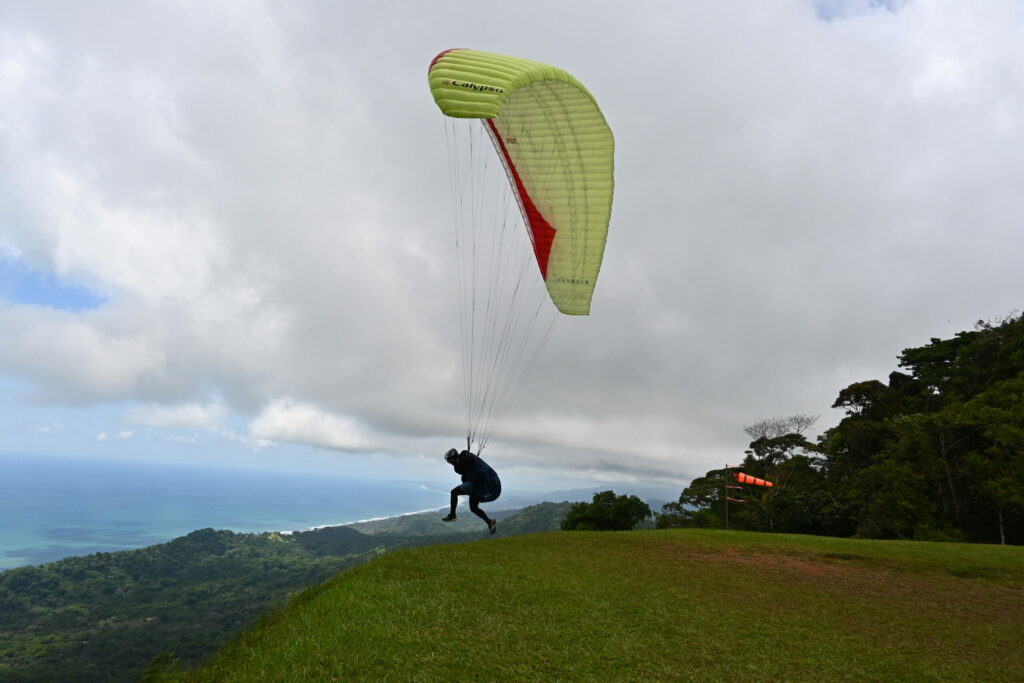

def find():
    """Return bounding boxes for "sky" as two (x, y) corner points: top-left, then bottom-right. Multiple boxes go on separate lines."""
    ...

(1, 0), (1022, 495)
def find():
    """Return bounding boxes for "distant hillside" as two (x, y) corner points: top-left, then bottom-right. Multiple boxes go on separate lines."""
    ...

(347, 501), (570, 536)
(495, 485), (678, 513)
(158, 530), (1024, 681)
(0, 502), (571, 682)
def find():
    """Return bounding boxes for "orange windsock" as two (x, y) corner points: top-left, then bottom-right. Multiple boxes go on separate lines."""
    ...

(733, 472), (774, 487)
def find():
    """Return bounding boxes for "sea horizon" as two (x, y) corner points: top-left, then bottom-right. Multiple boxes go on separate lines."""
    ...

(0, 452), (451, 571)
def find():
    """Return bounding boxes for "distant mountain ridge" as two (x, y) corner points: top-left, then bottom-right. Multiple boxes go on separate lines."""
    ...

(493, 484), (678, 511)
(346, 500), (572, 536)
(344, 490), (671, 536)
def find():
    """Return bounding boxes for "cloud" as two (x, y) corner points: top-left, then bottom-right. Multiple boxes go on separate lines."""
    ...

(125, 401), (227, 429)
(1, 1), (1023, 485)
(249, 399), (371, 452)
(95, 430), (133, 441)
(0, 303), (165, 403)
(218, 428), (275, 452)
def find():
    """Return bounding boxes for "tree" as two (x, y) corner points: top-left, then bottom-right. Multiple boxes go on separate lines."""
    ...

(658, 471), (726, 529)
(661, 418), (825, 534)
(562, 491), (652, 531)
(832, 381), (898, 419)
(743, 414), (819, 440)
(959, 376), (1024, 544)
(662, 313), (1024, 544)
(740, 425), (821, 532)
(816, 311), (1024, 543)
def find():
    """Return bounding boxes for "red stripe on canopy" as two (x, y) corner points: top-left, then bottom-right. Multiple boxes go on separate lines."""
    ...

(428, 48), (465, 74)
(486, 119), (556, 279)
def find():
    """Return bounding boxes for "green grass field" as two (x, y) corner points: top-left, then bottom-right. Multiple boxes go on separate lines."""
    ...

(170, 530), (1024, 681)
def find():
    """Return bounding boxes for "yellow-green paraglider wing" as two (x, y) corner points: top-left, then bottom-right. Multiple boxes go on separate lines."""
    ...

(428, 48), (614, 315)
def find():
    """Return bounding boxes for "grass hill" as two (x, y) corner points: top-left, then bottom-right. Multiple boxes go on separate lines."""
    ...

(157, 529), (1024, 681)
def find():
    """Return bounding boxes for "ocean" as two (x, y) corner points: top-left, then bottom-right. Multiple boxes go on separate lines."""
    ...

(0, 453), (449, 571)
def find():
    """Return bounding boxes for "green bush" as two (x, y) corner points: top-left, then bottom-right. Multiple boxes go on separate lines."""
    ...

(562, 491), (651, 531)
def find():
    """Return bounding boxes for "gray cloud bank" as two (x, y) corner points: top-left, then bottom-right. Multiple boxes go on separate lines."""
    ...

(1, 1), (1022, 485)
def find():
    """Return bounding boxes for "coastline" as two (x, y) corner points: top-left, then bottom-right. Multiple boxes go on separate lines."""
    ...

(279, 505), (447, 534)
(0, 454), (452, 569)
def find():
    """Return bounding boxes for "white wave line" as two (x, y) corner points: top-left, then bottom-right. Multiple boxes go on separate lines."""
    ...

(277, 506), (447, 534)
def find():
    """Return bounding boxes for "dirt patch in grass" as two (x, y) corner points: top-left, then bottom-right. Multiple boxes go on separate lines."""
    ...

(820, 552), (867, 561)
(653, 541), (864, 574)
(695, 547), (875, 583)
(648, 540), (1024, 621)
(654, 542), (958, 594)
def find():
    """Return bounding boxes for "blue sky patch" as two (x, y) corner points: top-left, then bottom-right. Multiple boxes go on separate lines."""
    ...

(0, 259), (105, 311)
(814, 0), (905, 22)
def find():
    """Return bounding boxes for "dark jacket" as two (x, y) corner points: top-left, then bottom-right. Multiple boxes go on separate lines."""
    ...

(452, 451), (501, 502)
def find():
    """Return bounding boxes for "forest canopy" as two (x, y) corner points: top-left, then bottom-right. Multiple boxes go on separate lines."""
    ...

(660, 313), (1024, 545)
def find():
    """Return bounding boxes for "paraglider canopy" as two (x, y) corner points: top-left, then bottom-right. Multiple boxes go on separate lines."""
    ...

(428, 48), (614, 316)
(429, 48), (614, 452)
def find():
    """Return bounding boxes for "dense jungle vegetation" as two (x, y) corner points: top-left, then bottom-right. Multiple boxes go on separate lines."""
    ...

(661, 313), (1024, 544)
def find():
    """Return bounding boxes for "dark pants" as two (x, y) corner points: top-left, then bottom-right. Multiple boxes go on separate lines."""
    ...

(450, 482), (490, 523)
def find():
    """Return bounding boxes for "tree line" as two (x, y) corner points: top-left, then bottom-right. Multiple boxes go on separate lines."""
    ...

(660, 313), (1024, 545)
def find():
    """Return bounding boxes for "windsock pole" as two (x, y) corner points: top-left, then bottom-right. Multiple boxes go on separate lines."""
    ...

(724, 463), (745, 530)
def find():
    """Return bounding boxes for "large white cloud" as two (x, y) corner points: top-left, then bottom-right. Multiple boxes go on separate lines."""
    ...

(250, 399), (370, 451)
(1, 0), (1022, 486)
(0, 303), (164, 402)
